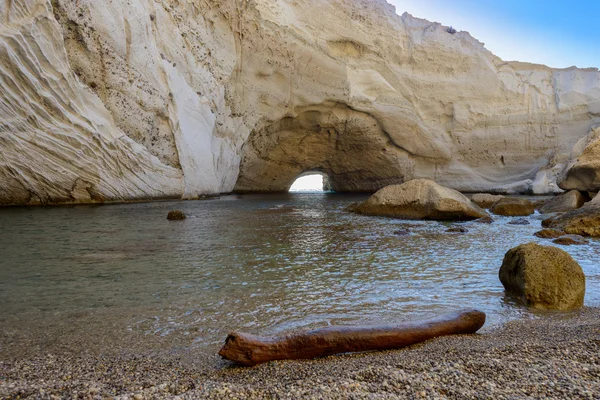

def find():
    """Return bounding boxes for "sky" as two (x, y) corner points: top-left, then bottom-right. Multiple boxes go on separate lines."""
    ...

(387, 0), (599, 69)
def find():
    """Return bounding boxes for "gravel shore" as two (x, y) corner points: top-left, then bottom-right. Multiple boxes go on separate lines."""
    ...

(2, 308), (600, 399)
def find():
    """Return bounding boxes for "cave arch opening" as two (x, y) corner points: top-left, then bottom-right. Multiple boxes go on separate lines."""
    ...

(288, 172), (333, 193)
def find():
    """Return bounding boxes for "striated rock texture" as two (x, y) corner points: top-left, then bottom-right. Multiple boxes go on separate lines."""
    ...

(2, 0), (600, 205)
(351, 179), (488, 220)
(499, 243), (585, 311)
(559, 125), (600, 192)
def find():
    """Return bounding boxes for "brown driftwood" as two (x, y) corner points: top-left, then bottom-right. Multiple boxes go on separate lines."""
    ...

(218, 309), (486, 366)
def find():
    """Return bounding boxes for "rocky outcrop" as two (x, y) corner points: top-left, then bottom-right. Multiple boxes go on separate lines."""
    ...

(470, 194), (505, 209)
(540, 190), (589, 214)
(542, 195), (600, 237)
(559, 125), (600, 192)
(499, 243), (585, 310)
(490, 198), (535, 216)
(2, 0), (600, 205)
(351, 179), (489, 220)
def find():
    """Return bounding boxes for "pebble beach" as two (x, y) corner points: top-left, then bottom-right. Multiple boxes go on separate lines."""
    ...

(2, 307), (600, 399)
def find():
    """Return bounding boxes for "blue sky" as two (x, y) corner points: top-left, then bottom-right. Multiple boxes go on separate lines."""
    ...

(388, 0), (599, 69)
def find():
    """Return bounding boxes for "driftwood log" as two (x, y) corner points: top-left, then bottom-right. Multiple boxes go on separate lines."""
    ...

(218, 309), (486, 366)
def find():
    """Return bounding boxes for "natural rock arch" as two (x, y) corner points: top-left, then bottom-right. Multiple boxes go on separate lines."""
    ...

(234, 103), (414, 193)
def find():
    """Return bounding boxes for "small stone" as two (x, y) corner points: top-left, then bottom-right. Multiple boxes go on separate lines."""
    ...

(167, 210), (186, 220)
(475, 216), (494, 224)
(508, 218), (530, 225)
(447, 227), (468, 233)
(393, 229), (410, 235)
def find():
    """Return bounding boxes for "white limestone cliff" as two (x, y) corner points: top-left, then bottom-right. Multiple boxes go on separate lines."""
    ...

(1, 0), (600, 205)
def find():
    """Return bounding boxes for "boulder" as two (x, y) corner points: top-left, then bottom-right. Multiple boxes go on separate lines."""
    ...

(539, 190), (589, 214)
(499, 243), (585, 310)
(471, 193), (505, 208)
(351, 179), (489, 221)
(167, 210), (186, 221)
(553, 235), (589, 246)
(534, 229), (564, 239)
(490, 198), (535, 216)
(542, 195), (600, 237)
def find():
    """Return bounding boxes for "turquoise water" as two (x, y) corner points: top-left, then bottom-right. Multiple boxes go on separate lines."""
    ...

(0, 193), (599, 358)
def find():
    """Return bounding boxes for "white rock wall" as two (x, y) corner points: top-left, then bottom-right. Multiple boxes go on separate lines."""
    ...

(1, 0), (600, 204)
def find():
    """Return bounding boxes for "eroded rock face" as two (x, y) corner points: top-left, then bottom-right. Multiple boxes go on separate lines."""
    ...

(499, 243), (585, 310)
(559, 125), (600, 192)
(2, 0), (600, 204)
(542, 195), (600, 237)
(351, 179), (489, 220)
(540, 190), (589, 214)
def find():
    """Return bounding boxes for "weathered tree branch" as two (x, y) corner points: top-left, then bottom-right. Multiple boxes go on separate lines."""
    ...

(218, 309), (486, 366)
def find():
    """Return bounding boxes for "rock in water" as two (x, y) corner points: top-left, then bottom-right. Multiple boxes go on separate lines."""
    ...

(542, 195), (600, 237)
(490, 198), (535, 216)
(540, 191), (589, 214)
(218, 309), (486, 366)
(351, 179), (489, 221)
(447, 227), (469, 233)
(499, 243), (585, 310)
(534, 229), (565, 239)
(508, 218), (530, 225)
(471, 194), (505, 208)
(553, 235), (589, 246)
(167, 210), (186, 221)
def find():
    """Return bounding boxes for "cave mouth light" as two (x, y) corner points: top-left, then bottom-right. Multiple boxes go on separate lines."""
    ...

(289, 173), (328, 193)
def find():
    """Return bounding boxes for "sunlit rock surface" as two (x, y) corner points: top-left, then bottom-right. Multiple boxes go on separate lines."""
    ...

(2, 0), (600, 204)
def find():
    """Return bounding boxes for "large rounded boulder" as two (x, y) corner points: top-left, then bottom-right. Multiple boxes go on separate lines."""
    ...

(499, 243), (585, 310)
(351, 179), (489, 221)
(490, 198), (535, 216)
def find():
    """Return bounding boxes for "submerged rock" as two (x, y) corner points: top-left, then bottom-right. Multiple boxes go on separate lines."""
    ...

(499, 243), (585, 310)
(540, 190), (589, 214)
(534, 229), (564, 239)
(167, 210), (186, 221)
(508, 218), (530, 225)
(447, 227), (469, 233)
(471, 194), (504, 208)
(542, 195), (600, 237)
(351, 179), (489, 221)
(553, 235), (589, 246)
(393, 229), (411, 236)
(490, 198), (535, 216)
(474, 216), (494, 224)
